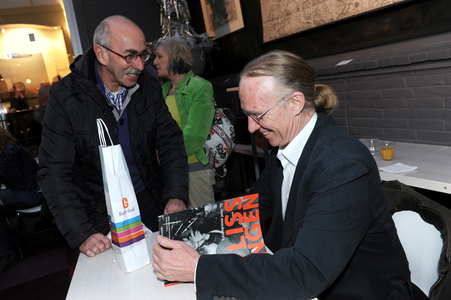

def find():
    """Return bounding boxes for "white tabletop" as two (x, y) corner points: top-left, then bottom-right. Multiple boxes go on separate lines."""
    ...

(233, 143), (265, 158)
(66, 232), (196, 300)
(374, 142), (451, 194)
(236, 141), (451, 194)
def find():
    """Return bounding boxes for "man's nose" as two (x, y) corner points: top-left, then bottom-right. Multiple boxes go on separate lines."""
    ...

(132, 57), (145, 71)
(247, 116), (260, 133)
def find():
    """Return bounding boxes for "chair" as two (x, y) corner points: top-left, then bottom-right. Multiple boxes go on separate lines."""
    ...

(16, 204), (43, 232)
(382, 181), (451, 300)
(8, 204), (43, 260)
(392, 210), (442, 295)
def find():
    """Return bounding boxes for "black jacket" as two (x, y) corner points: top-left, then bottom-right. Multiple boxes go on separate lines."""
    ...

(38, 48), (188, 249)
(196, 115), (413, 300)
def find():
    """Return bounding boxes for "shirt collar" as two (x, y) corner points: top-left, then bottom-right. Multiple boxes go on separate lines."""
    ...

(277, 112), (318, 167)
(104, 84), (127, 97)
(94, 59), (128, 98)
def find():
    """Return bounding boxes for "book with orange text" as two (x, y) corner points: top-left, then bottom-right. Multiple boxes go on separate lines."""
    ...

(158, 193), (268, 286)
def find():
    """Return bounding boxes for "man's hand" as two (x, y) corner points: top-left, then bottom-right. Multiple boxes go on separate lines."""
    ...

(79, 233), (112, 257)
(153, 235), (199, 282)
(15, 89), (26, 98)
(164, 198), (186, 214)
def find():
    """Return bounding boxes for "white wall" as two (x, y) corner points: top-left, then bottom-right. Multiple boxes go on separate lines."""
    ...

(1, 24), (71, 88)
(0, 0), (60, 9)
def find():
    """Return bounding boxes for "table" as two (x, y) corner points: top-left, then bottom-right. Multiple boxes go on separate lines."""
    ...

(235, 140), (451, 194)
(233, 143), (265, 158)
(66, 232), (196, 300)
(374, 141), (451, 194)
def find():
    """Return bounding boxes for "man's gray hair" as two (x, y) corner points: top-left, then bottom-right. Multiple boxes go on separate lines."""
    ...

(93, 16), (136, 47)
(93, 19), (110, 47)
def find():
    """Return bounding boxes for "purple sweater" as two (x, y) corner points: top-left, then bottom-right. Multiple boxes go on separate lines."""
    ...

(94, 61), (145, 194)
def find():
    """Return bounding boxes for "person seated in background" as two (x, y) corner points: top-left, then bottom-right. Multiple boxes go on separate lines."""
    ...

(0, 126), (44, 274)
(152, 50), (427, 299)
(34, 85), (52, 125)
(153, 37), (216, 208)
(8, 82), (29, 111)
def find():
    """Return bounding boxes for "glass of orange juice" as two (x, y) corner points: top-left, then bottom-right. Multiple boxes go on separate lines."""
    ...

(379, 141), (396, 160)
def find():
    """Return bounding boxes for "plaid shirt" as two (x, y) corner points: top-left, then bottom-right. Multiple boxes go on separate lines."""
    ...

(104, 85), (127, 114)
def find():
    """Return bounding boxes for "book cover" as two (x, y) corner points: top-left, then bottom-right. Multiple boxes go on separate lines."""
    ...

(158, 193), (268, 286)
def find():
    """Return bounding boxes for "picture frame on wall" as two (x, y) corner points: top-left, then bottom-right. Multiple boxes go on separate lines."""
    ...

(200, 0), (245, 39)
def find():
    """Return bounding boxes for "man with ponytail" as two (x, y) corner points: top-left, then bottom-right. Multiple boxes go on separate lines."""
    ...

(153, 50), (425, 300)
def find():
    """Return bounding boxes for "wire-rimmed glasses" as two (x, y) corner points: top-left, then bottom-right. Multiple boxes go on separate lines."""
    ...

(242, 93), (291, 124)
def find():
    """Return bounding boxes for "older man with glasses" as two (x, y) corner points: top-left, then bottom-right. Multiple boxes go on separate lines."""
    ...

(153, 50), (427, 300)
(38, 15), (188, 258)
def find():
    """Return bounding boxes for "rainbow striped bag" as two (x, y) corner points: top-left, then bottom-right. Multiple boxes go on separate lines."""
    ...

(97, 119), (150, 273)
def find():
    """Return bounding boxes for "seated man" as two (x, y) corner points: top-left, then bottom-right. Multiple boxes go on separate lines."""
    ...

(153, 50), (426, 299)
(8, 82), (29, 110)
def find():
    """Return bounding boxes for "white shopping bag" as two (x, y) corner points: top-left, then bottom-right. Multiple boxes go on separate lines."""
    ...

(97, 118), (150, 273)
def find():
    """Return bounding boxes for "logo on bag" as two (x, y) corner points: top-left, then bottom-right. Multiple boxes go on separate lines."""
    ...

(122, 198), (129, 209)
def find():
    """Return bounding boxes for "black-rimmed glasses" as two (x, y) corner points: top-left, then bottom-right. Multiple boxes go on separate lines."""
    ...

(242, 93), (291, 124)
(99, 44), (151, 64)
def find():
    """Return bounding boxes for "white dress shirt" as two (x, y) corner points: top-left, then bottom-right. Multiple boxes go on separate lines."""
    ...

(277, 113), (317, 220)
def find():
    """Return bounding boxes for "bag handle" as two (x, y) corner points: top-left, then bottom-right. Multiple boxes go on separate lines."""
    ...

(97, 118), (113, 147)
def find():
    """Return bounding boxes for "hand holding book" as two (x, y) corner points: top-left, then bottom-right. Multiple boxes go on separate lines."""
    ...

(152, 234), (199, 283)
(155, 193), (268, 286)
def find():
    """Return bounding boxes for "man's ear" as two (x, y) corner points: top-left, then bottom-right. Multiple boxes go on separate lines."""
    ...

(93, 44), (107, 65)
(290, 91), (305, 116)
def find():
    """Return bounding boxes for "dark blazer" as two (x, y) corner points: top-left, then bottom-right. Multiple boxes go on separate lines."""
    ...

(196, 115), (414, 300)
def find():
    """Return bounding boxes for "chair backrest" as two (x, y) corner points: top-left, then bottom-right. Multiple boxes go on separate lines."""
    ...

(392, 210), (443, 296)
(382, 180), (451, 300)
(16, 204), (42, 214)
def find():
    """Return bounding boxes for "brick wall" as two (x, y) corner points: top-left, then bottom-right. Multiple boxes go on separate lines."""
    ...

(309, 32), (451, 146)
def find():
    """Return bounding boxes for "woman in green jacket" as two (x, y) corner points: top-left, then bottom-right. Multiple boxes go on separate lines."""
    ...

(153, 37), (215, 207)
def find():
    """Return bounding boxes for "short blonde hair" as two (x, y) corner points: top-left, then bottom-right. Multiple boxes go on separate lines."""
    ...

(154, 37), (193, 76)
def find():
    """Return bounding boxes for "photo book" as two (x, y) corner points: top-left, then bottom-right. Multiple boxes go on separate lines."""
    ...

(158, 193), (268, 286)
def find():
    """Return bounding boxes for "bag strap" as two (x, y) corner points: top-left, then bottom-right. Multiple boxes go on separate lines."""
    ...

(184, 74), (219, 109)
(184, 74), (196, 90)
(96, 118), (113, 147)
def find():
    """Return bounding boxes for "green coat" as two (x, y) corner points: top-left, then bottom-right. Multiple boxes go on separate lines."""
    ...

(162, 70), (215, 166)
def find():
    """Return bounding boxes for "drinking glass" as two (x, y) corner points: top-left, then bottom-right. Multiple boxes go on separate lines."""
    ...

(362, 139), (380, 157)
(379, 141), (396, 160)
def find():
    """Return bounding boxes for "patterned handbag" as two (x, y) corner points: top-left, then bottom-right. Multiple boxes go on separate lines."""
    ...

(202, 104), (236, 175)
(184, 75), (236, 175)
